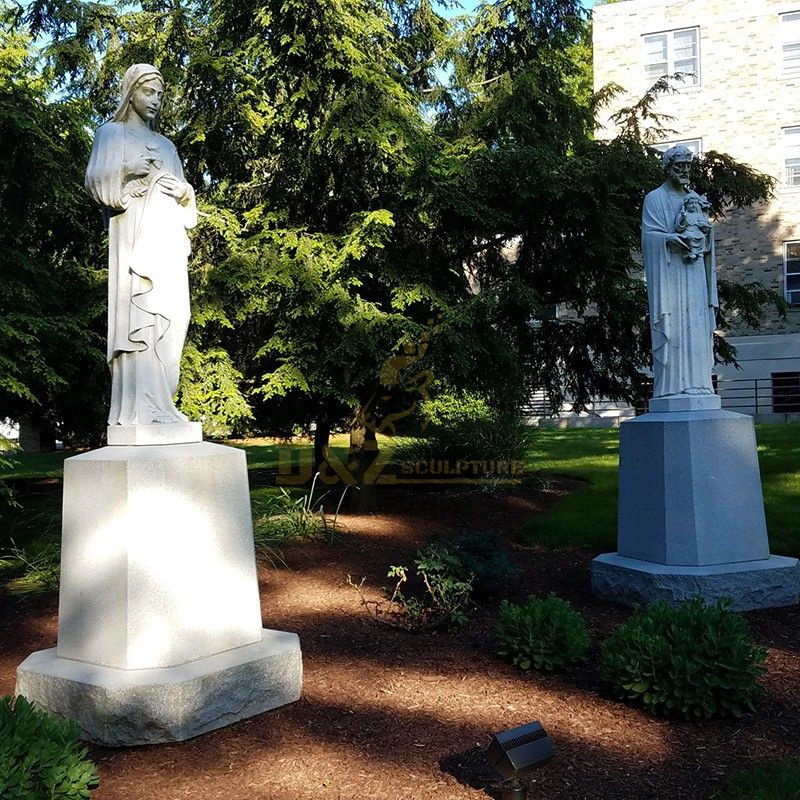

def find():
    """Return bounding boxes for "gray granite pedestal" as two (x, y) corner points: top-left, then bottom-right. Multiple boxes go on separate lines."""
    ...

(591, 401), (800, 611)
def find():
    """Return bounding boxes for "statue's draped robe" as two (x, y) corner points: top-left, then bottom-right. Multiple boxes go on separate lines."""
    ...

(642, 183), (718, 398)
(85, 122), (197, 425)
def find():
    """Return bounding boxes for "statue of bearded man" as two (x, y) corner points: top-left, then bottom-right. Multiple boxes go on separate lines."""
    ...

(641, 145), (718, 400)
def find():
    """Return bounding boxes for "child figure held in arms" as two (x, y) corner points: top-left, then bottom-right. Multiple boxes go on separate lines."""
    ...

(675, 191), (712, 263)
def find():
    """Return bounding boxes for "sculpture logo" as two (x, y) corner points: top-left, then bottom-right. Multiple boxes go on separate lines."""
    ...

(277, 322), (524, 486)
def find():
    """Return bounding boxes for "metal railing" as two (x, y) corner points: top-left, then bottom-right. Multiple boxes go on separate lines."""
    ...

(525, 376), (800, 419)
(713, 376), (800, 415)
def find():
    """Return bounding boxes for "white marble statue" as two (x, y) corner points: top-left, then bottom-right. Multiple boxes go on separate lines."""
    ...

(642, 145), (718, 398)
(85, 64), (197, 426)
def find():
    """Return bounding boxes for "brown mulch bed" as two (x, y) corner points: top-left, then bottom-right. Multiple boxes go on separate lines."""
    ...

(2, 478), (799, 800)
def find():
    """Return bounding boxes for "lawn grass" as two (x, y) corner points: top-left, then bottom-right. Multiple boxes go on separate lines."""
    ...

(0, 448), (76, 480)
(521, 422), (800, 558)
(2, 424), (799, 565)
(522, 428), (621, 551)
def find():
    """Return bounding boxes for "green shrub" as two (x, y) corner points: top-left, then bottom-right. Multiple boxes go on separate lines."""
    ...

(438, 530), (514, 597)
(496, 594), (589, 672)
(601, 598), (767, 720)
(713, 759), (800, 800)
(0, 695), (99, 800)
(394, 390), (537, 467)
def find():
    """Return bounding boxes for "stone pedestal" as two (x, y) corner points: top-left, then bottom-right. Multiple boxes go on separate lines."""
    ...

(591, 407), (800, 611)
(16, 441), (302, 745)
(107, 422), (203, 446)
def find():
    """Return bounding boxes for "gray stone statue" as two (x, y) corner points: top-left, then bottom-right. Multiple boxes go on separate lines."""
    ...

(641, 145), (718, 399)
(85, 64), (197, 428)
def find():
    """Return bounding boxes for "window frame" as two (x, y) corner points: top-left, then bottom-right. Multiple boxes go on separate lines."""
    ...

(772, 371), (800, 412)
(783, 241), (800, 306)
(783, 127), (800, 188)
(780, 11), (800, 79)
(642, 26), (701, 88)
(650, 139), (703, 158)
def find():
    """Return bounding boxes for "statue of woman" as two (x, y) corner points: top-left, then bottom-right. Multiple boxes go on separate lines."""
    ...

(85, 64), (197, 427)
(641, 145), (718, 399)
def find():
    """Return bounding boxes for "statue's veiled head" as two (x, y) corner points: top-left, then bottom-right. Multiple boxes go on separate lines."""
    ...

(111, 64), (165, 129)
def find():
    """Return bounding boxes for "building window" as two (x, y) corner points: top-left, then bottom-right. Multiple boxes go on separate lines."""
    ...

(772, 372), (800, 412)
(784, 128), (800, 186)
(651, 139), (702, 156)
(784, 242), (800, 305)
(643, 28), (700, 86)
(781, 12), (800, 78)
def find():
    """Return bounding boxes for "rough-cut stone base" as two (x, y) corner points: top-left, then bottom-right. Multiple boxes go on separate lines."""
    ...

(591, 553), (800, 611)
(107, 422), (202, 446)
(16, 629), (302, 746)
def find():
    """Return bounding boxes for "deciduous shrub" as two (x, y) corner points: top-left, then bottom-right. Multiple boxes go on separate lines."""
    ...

(713, 758), (800, 799)
(435, 530), (514, 598)
(496, 594), (590, 672)
(0, 695), (99, 799)
(601, 598), (767, 720)
(351, 541), (475, 632)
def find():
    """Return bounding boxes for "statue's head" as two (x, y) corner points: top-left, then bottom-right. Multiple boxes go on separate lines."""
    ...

(661, 144), (694, 190)
(683, 190), (710, 213)
(111, 64), (165, 129)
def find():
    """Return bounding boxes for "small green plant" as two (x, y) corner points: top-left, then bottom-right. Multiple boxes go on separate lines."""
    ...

(496, 594), (589, 672)
(0, 438), (19, 511)
(601, 598), (767, 720)
(252, 475), (349, 547)
(0, 539), (61, 596)
(713, 758), (800, 800)
(351, 542), (475, 632)
(0, 695), (100, 799)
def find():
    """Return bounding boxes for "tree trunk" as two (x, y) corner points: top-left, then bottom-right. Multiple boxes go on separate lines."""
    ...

(348, 419), (378, 512)
(313, 412), (331, 475)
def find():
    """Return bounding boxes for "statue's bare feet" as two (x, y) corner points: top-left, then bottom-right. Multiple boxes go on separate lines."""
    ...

(151, 414), (176, 424)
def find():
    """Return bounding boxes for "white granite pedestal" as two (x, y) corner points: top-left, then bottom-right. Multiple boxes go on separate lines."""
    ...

(15, 441), (302, 745)
(591, 402), (800, 611)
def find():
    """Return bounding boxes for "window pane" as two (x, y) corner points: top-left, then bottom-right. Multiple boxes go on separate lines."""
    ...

(786, 241), (800, 260)
(674, 59), (698, 81)
(645, 62), (667, 81)
(644, 34), (667, 62)
(786, 163), (800, 186)
(783, 42), (800, 75)
(786, 128), (800, 154)
(787, 274), (800, 290)
(673, 29), (697, 59)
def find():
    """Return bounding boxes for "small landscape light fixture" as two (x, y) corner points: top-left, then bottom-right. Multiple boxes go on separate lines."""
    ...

(486, 720), (554, 800)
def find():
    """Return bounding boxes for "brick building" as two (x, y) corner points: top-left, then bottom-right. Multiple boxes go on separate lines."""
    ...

(593, 0), (800, 415)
